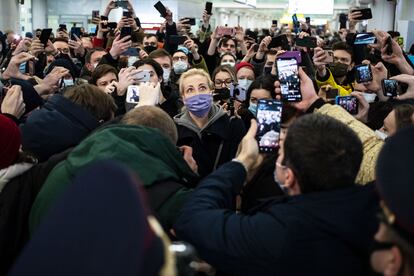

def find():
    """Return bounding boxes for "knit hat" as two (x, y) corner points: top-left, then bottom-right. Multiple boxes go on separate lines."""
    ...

(45, 56), (79, 79)
(0, 115), (21, 169)
(235, 61), (254, 73)
(376, 126), (414, 244)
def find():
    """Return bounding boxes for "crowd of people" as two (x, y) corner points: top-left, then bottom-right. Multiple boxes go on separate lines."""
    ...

(1, 0), (414, 275)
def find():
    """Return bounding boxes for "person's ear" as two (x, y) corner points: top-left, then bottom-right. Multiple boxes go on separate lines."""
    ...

(349, 62), (355, 71)
(85, 63), (93, 72)
(383, 246), (403, 276)
(284, 168), (301, 195)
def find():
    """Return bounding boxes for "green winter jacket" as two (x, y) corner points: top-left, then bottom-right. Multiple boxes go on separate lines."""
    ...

(29, 125), (197, 233)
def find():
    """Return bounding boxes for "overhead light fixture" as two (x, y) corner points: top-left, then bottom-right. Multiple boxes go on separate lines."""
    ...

(233, 0), (256, 8)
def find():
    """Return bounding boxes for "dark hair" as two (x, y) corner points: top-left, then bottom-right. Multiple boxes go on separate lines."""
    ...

(89, 64), (118, 85)
(211, 65), (237, 84)
(85, 47), (106, 64)
(388, 31), (400, 38)
(219, 52), (237, 64)
(332, 41), (354, 62)
(283, 113), (363, 193)
(394, 104), (414, 131)
(148, 48), (172, 65)
(121, 106), (178, 144)
(144, 34), (158, 41)
(246, 75), (277, 104)
(64, 84), (117, 122)
(54, 37), (69, 44)
(218, 36), (237, 48)
(409, 43), (414, 55)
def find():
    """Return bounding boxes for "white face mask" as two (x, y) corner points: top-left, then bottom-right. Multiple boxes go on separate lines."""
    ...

(361, 92), (376, 103)
(128, 56), (139, 67)
(163, 68), (171, 83)
(238, 79), (253, 90)
(375, 130), (388, 141)
(63, 78), (74, 87)
(221, 61), (236, 67)
(273, 169), (288, 194)
(173, 61), (188, 74)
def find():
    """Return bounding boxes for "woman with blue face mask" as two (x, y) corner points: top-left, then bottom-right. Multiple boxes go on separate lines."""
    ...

(174, 68), (246, 178)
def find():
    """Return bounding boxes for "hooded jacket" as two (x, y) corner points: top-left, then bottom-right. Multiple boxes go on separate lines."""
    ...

(20, 94), (100, 162)
(29, 125), (197, 233)
(175, 162), (379, 276)
(174, 105), (246, 178)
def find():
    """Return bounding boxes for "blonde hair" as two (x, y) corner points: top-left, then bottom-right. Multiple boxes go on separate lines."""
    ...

(178, 68), (214, 95)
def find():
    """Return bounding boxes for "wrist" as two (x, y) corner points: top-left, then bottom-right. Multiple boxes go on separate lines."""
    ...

(34, 83), (49, 95)
(232, 158), (249, 173)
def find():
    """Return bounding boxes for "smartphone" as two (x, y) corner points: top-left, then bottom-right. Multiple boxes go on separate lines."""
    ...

(115, 0), (129, 9)
(278, 51), (302, 64)
(292, 13), (301, 34)
(154, 1), (168, 18)
(255, 99), (283, 153)
(276, 57), (302, 102)
(123, 47), (140, 56)
(107, 22), (118, 29)
(100, 15), (109, 29)
(205, 2), (213, 15)
(169, 35), (187, 45)
(126, 86), (140, 104)
(324, 50), (334, 63)
(39, 28), (52, 47)
(120, 26), (132, 38)
(326, 88), (339, 101)
(92, 10), (100, 18)
(216, 26), (235, 37)
(272, 20), (278, 26)
(336, 96), (358, 115)
(295, 36), (317, 48)
(381, 79), (398, 97)
(182, 17), (196, 26)
(306, 17), (311, 24)
(58, 24), (67, 31)
(229, 83), (246, 102)
(123, 11), (132, 18)
(135, 70), (151, 83)
(355, 64), (373, 83)
(353, 8), (372, 20)
(268, 34), (289, 50)
(339, 13), (347, 29)
(70, 27), (81, 40)
(353, 32), (376, 45)
(385, 36), (393, 55)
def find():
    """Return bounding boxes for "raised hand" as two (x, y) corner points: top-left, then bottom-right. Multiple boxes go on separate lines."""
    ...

(1, 85), (25, 119)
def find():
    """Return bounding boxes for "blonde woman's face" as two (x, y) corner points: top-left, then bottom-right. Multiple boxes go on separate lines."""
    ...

(181, 74), (212, 99)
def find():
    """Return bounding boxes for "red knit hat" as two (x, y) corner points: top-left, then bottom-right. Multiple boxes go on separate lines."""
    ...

(235, 61), (254, 73)
(0, 114), (21, 169)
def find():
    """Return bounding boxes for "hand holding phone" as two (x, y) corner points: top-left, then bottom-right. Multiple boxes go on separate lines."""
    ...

(355, 64), (373, 83)
(154, 1), (168, 18)
(39, 29), (52, 47)
(126, 86), (140, 104)
(351, 8), (372, 20)
(205, 2), (213, 15)
(276, 57), (302, 102)
(336, 96), (358, 115)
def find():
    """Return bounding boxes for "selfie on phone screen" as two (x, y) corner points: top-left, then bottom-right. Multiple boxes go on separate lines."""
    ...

(256, 99), (282, 153)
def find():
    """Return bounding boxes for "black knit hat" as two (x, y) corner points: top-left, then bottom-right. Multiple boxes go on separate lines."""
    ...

(45, 56), (79, 79)
(376, 126), (414, 243)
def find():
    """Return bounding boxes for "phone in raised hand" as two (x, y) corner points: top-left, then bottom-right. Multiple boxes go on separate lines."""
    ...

(276, 57), (302, 102)
(255, 99), (283, 153)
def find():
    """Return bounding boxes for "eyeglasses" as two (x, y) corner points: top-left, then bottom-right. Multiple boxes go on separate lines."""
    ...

(173, 56), (188, 62)
(214, 79), (232, 87)
(57, 48), (70, 54)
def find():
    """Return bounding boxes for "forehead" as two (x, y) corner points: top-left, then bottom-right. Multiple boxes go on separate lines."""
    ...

(98, 72), (117, 81)
(183, 74), (209, 87)
(153, 56), (171, 65)
(222, 39), (236, 46)
(215, 71), (231, 79)
(54, 41), (69, 48)
(237, 67), (254, 76)
(137, 64), (156, 73)
(91, 50), (106, 59)
(144, 36), (157, 42)
(251, 88), (271, 98)
(173, 52), (187, 58)
(334, 49), (351, 59)
(222, 54), (235, 60)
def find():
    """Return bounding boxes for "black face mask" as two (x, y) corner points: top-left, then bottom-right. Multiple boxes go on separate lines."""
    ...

(213, 88), (231, 102)
(263, 66), (272, 76)
(329, 62), (349, 78)
(144, 45), (157, 54)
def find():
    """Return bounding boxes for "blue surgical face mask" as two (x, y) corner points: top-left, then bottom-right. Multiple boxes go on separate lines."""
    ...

(63, 78), (74, 87)
(238, 79), (253, 90)
(184, 93), (213, 118)
(163, 68), (171, 83)
(248, 102), (257, 115)
(173, 60), (188, 74)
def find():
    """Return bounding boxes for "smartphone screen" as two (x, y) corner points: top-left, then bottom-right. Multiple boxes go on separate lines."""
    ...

(336, 96), (358, 115)
(116, 0), (129, 9)
(229, 83), (246, 102)
(272, 20), (278, 26)
(135, 70), (151, 83)
(256, 99), (283, 153)
(279, 51), (302, 63)
(205, 2), (213, 15)
(355, 64), (373, 83)
(39, 28), (52, 47)
(126, 86), (140, 104)
(123, 47), (140, 56)
(326, 88), (339, 101)
(353, 32), (376, 45)
(154, 1), (168, 17)
(120, 26), (132, 38)
(276, 57), (302, 102)
(123, 11), (132, 18)
(354, 8), (372, 20)
(268, 34), (289, 50)
(382, 79), (398, 97)
(295, 36), (317, 48)
(70, 27), (81, 40)
(92, 10), (100, 18)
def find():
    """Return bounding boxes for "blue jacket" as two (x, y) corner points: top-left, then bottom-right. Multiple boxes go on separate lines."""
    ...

(175, 162), (379, 276)
(20, 95), (99, 162)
